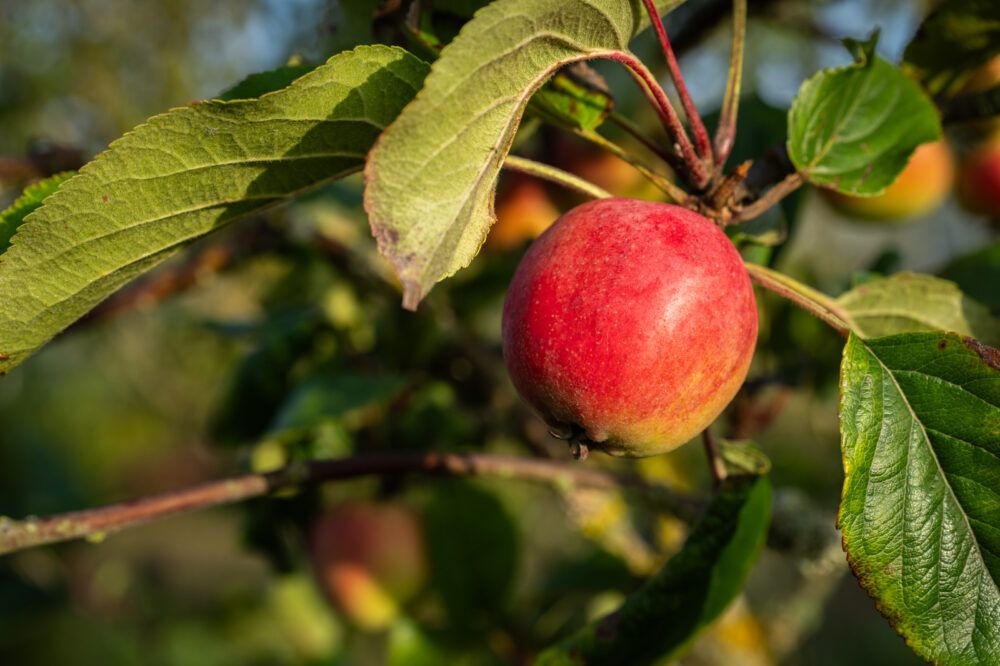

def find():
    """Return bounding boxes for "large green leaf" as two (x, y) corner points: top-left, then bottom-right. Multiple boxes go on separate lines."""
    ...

(0, 45), (429, 375)
(839, 332), (1000, 664)
(838, 272), (1000, 346)
(904, 0), (1000, 96)
(787, 49), (941, 196)
(364, 0), (681, 309)
(0, 173), (74, 254)
(537, 474), (771, 665)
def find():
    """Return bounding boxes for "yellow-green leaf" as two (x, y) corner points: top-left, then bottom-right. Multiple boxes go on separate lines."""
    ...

(0, 45), (429, 375)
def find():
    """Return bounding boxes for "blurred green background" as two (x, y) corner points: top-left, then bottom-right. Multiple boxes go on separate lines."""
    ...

(1, 0), (991, 663)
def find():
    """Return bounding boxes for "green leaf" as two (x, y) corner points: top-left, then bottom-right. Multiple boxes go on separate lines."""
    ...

(842, 30), (880, 66)
(941, 242), (1000, 311)
(211, 311), (326, 445)
(218, 64), (317, 101)
(0, 173), (74, 254)
(787, 54), (941, 196)
(537, 475), (771, 666)
(904, 0), (1000, 96)
(837, 272), (1000, 346)
(425, 480), (519, 630)
(270, 372), (404, 434)
(839, 332), (1000, 664)
(0, 45), (429, 375)
(529, 67), (614, 132)
(717, 439), (772, 477)
(364, 0), (682, 309)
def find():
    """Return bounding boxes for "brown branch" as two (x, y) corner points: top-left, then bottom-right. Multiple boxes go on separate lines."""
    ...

(0, 143), (85, 186)
(732, 172), (803, 223)
(0, 451), (702, 557)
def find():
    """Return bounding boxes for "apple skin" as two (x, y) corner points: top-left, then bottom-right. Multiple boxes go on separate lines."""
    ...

(957, 137), (1000, 218)
(486, 176), (561, 250)
(501, 198), (758, 457)
(823, 140), (955, 222)
(310, 503), (427, 630)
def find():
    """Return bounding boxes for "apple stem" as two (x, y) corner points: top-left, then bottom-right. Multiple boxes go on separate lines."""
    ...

(702, 428), (727, 487)
(571, 128), (691, 204)
(732, 172), (803, 223)
(744, 262), (852, 337)
(606, 52), (711, 189)
(640, 0), (714, 165)
(0, 451), (701, 556)
(714, 0), (748, 168)
(707, 160), (752, 213)
(503, 155), (612, 200)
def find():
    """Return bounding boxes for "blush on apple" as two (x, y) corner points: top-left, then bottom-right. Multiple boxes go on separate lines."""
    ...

(310, 502), (427, 630)
(501, 198), (758, 457)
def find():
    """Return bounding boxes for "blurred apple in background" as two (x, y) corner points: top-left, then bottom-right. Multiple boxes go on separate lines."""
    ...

(487, 174), (561, 250)
(822, 140), (955, 222)
(957, 134), (1000, 219)
(572, 151), (669, 201)
(311, 502), (427, 631)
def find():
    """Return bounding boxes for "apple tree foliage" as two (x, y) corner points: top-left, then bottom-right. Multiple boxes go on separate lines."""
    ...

(1, 0), (999, 663)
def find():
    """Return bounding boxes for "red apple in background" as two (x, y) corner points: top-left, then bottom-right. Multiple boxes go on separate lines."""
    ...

(310, 502), (427, 630)
(957, 136), (1000, 218)
(502, 198), (758, 457)
(822, 140), (955, 222)
(961, 55), (1000, 93)
(550, 134), (672, 202)
(486, 175), (561, 250)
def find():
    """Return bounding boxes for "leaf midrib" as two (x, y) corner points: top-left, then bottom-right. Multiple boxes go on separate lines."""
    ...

(804, 63), (879, 171)
(866, 338), (1000, 601)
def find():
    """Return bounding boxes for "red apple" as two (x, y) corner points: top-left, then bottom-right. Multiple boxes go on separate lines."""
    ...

(823, 140), (955, 222)
(486, 175), (561, 250)
(501, 198), (758, 457)
(310, 502), (427, 630)
(957, 136), (1000, 218)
